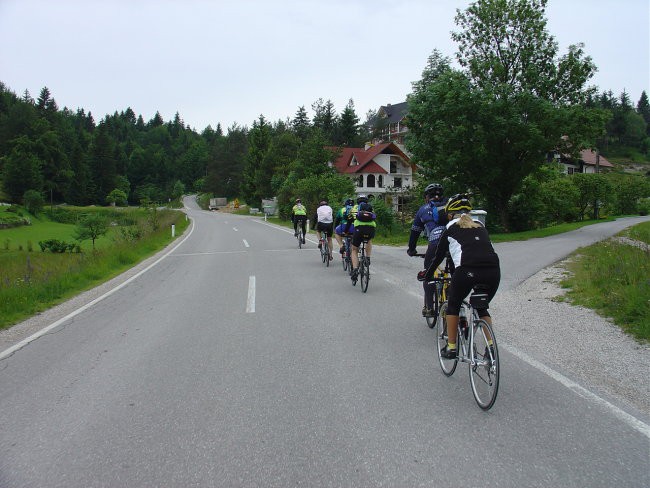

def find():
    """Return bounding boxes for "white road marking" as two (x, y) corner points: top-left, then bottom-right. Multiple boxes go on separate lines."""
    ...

(172, 250), (246, 257)
(246, 276), (256, 313)
(243, 239), (250, 248)
(233, 227), (238, 232)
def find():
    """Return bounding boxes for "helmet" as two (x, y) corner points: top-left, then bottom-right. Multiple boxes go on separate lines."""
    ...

(295, 198), (301, 203)
(357, 194), (368, 204)
(319, 200), (328, 206)
(424, 183), (443, 197)
(344, 198), (354, 206)
(444, 193), (472, 214)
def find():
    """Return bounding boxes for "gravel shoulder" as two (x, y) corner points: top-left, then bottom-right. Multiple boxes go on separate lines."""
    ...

(491, 260), (650, 416)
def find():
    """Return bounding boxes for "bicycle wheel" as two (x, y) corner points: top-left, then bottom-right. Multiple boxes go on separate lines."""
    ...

(342, 246), (348, 271)
(425, 282), (438, 329)
(320, 238), (326, 263)
(436, 302), (457, 376)
(324, 241), (330, 267)
(469, 319), (500, 410)
(360, 256), (369, 292)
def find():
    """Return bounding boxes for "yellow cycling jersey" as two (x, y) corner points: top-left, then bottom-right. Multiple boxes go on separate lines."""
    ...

(292, 204), (307, 216)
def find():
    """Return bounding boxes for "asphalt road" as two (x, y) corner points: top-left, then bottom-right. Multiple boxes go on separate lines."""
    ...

(1, 197), (648, 487)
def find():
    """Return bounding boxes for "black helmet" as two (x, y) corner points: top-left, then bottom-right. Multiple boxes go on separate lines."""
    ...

(295, 198), (301, 203)
(344, 198), (354, 206)
(444, 193), (472, 214)
(357, 194), (368, 204)
(424, 183), (443, 197)
(319, 200), (328, 206)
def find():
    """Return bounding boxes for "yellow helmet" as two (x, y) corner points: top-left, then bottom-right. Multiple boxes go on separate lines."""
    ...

(444, 193), (472, 214)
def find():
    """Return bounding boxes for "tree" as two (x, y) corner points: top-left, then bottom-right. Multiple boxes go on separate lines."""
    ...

(637, 91), (650, 135)
(23, 189), (45, 215)
(292, 105), (311, 141)
(106, 188), (128, 206)
(241, 116), (272, 206)
(335, 99), (360, 146)
(406, 0), (607, 230)
(73, 213), (108, 250)
(312, 98), (337, 143)
(1, 136), (44, 201)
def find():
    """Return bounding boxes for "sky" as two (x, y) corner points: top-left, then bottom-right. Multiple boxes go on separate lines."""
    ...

(1, 0), (648, 132)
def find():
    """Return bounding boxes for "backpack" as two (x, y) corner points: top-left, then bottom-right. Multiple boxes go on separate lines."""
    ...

(356, 202), (375, 223)
(343, 204), (352, 222)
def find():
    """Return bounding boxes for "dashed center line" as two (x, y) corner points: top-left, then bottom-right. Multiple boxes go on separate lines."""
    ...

(243, 239), (250, 248)
(246, 276), (256, 313)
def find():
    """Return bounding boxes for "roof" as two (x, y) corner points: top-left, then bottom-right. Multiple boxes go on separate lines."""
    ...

(329, 142), (413, 174)
(378, 102), (408, 124)
(579, 149), (613, 168)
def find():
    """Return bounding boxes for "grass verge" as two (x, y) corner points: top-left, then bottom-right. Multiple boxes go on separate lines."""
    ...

(559, 222), (650, 342)
(0, 208), (189, 329)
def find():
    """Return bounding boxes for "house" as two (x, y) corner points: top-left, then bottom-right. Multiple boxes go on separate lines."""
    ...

(553, 149), (614, 174)
(371, 102), (409, 146)
(329, 142), (416, 212)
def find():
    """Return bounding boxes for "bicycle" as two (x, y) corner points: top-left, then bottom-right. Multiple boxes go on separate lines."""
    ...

(352, 239), (370, 292)
(295, 221), (304, 249)
(318, 231), (331, 267)
(341, 234), (353, 274)
(416, 253), (453, 329)
(433, 286), (500, 410)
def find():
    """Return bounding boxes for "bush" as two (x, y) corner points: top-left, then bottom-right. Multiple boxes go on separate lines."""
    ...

(106, 189), (128, 207)
(23, 190), (45, 215)
(638, 197), (650, 216)
(38, 239), (76, 253)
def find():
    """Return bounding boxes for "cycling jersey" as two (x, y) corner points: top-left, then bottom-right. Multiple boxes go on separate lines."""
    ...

(431, 218), (500, 271)
(408, 199), (448, 250)
(292, 204), (307, 216)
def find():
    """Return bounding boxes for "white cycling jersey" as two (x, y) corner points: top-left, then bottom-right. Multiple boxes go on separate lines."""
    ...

(316, 205), (334, 223)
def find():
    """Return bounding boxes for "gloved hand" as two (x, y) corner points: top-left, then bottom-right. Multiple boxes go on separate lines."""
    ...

(407, 248), (417, 257)
(417, 270), (428, 281)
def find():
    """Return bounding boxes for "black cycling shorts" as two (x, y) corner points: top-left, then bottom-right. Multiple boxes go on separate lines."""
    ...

(446, 266), (500, 317)
(316, 222), (334, 237)
(352, 225), (376, 248)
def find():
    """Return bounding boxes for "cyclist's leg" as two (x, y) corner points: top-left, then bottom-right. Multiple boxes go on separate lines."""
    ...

(326, 224), (334, 258)
(350, 228), (362, 276)
(334, 225), (344, 252)
(443, 269), (474, 356)
(301, 217), (307, 239)
(423, 241), (437, 312)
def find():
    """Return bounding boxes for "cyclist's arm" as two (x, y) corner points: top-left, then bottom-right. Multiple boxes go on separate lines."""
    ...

(426, 231), (450, 279)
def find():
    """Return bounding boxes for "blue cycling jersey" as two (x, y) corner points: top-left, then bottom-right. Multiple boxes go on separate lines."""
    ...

(412, 200), (447, 243)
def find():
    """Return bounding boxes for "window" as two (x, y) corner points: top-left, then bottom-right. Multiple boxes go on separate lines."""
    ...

(567, 167), (574, 175)
(390, 161), (397, 174)
(393, 177), (402, 188)
(378, 175), (383, 188)
(367, 175), (375, 187)
(357, 175), (363, 187)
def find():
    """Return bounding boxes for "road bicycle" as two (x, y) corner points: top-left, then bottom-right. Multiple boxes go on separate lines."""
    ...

(433, 286), (500, 410)
(318, 231), (331, 267)
(341, 234), (353, 274)
(352, 239), (371, 292)
(416, 253), (453, 329)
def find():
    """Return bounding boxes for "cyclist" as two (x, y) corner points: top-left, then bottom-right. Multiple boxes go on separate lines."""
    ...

(350, 194), (376, 282)
(407, 183), (448, 317)
(291, 198), (307, 244)
(313, 199), (334, 260)
(334, 198), (355, 254)
(420, 194), (500, 359)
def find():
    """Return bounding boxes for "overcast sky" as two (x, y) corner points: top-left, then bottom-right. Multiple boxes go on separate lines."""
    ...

(1, 0), (648, 132)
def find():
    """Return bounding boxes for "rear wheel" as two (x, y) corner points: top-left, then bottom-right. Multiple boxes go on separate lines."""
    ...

(360, 255), (370, 292)
(436, 302), (457, 376)
(469, 319), (500, 410)
(324, 241), (330, 267)
(425, 283), (439, 329)
(298, 229), (303, 249)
